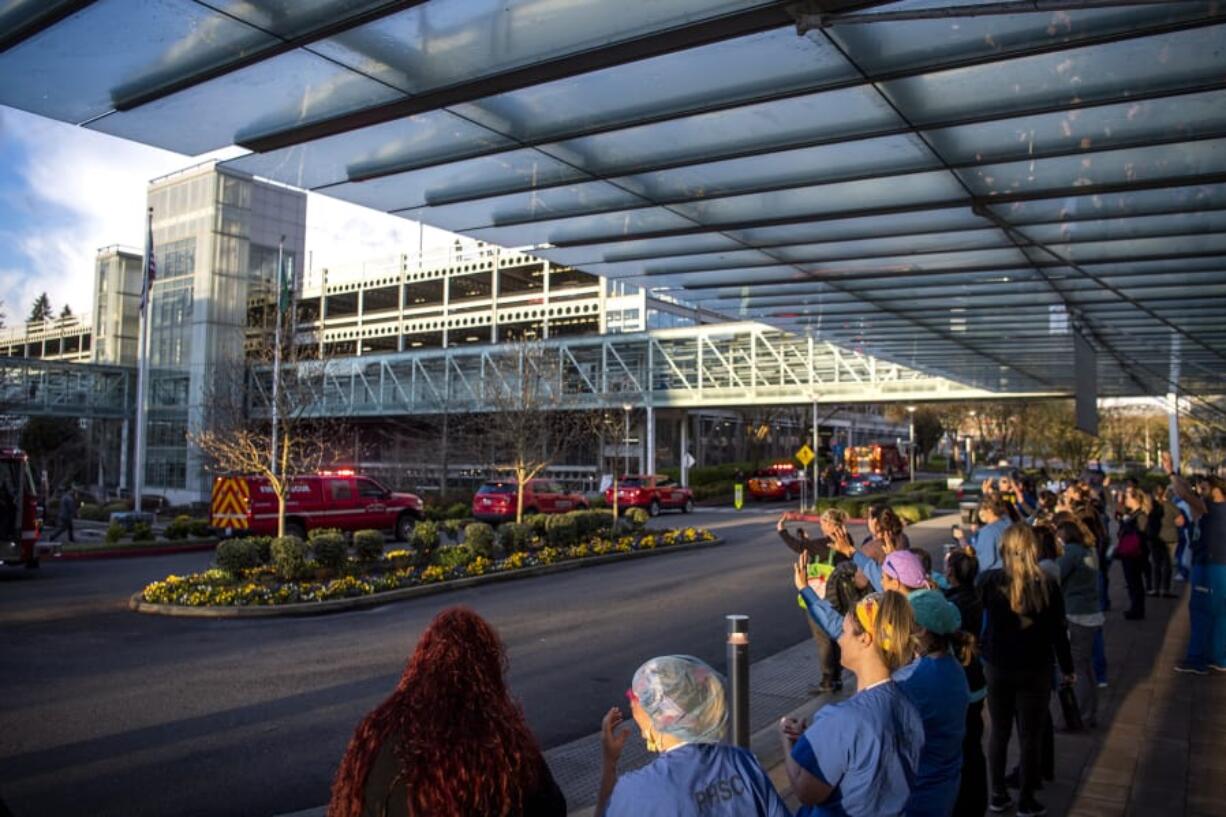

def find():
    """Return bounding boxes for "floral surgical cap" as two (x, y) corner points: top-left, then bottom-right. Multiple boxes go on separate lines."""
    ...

(630, 655), (728, 744)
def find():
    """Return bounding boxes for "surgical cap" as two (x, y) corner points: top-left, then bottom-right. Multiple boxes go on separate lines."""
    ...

(630, 655), (728, 744)
(908, 589), (963, 635)
(883, 550), (928, 590)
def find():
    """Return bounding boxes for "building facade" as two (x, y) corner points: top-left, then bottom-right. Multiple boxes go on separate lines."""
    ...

(143, 162), (306, 503)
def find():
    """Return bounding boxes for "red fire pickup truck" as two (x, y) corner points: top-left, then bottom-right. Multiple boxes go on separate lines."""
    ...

(604, 475), (694, 516)
(0, 449), (40, 568)
(211, 470), (424, 541)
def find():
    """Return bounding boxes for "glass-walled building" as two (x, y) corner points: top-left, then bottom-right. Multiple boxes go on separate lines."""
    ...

(144, 162), (306, 503)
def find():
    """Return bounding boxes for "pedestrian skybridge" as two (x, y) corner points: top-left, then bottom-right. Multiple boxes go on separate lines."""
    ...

(3, 1), (1225, 402)
(0, 358), (134, 420)
(250, 323), (1038, 419)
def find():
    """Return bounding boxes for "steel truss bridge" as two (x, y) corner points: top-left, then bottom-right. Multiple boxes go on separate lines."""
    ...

(251, 323), (1047, 419)
(0, 358), (134, 420)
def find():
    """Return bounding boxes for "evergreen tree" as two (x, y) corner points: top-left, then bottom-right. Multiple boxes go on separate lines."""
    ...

(60, 304), (73, 319)
(28, 292), (52, 323)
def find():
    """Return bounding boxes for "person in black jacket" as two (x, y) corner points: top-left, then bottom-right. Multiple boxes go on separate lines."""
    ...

(778, 510), (857, 693)
(980, 524), (1074, 817)
(944, 547), (987, 817)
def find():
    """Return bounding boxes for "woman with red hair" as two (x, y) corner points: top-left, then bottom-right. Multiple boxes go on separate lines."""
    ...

(328, 606), (565, 817)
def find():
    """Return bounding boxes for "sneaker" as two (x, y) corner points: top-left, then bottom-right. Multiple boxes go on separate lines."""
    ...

(1174, 662), (1209, 676)
(989, 793), (1014, 813)
(1018, 797), (1048, 817)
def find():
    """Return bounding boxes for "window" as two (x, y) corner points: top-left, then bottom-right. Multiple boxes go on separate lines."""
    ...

(358, 478), (387, 499)
(158, 238), (197, 280)
(330, 480), (352, 501)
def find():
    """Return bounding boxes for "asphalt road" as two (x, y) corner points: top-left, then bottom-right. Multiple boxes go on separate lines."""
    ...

(0, 508), (952, 817)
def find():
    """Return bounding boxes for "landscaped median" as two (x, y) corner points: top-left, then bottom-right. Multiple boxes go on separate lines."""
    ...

(130, 510), (721, 618)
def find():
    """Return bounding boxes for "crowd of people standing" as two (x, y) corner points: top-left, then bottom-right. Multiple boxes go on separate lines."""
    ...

(322, 453), (1224, 817)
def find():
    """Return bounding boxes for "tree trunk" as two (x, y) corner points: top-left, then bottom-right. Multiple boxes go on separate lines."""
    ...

(277, 491), (286, 538)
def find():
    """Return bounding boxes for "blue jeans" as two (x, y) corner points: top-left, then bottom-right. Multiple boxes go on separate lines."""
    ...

(1098, 550), (1113, 612)
(1185, 563), (1226, 669)
(1092, 629), (1107, 684)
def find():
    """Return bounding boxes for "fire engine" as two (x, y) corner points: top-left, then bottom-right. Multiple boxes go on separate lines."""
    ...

(0, 449), (41, 568)
(211, 469), (424, 541)
(747, 463), (807, 501)
(844, 442), (909, 482)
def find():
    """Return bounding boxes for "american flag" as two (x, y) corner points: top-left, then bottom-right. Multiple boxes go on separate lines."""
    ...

(139, 212), (156, 316)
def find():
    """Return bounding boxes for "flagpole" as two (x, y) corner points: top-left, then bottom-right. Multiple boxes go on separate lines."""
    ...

(133, 206), (153, 513)
(270, 236), (284, 477)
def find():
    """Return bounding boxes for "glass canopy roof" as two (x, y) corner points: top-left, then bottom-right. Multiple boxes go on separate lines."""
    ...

(3, 0), (1225, 399)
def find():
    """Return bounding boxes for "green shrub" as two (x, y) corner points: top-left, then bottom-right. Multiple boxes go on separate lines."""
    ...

(523, 513), (550, 536)
(103, 500), (131, 515)
(164, 515), (193, 541)
(216, 539), (260, 575)
(545, 513), (579, 548)
(836, 499), (864, 519)
(625, 507), (650, 528)
(900, 480), (946, 494)
(353, 529), (385, 562)
(423, 504), (445, 522)
(464, 522), (496, 557)
(691, 481), (734, 502)
(105, 522), (125, 544)
(588, 495), (607, 509)
(437, 519), (462, 542)
(131, 522), (155, 542)
(933, 491), (958, 509)
(308, 527), (343, 542)
(410, 520), (439, 550)
(434, 544), (475, 570)
(270, 536), (308, 580)
(189, 519), (212, 538)
(311, 532), (348, 571)
(78, 503), (106, 522)
(445, 502), (470, 520)
(246, 535), (273, 564)
(496, 522), (532, 553)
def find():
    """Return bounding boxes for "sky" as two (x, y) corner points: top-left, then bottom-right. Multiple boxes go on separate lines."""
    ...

(0, 104), (458, 329)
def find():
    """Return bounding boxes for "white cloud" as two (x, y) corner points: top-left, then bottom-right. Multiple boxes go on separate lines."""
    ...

(0, 104), (476, 322)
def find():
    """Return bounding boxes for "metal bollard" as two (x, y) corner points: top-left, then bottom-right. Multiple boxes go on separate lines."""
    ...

(726, 614), (750, 748)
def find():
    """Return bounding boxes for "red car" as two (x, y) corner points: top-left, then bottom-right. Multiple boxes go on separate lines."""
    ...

(604, 475), (694, 516)
(472, 479), (589, 523)
(748, 464), (806, 501)
(211, 470), (424, 541)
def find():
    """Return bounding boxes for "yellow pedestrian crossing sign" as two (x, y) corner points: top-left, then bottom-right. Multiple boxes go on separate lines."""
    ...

(795, 443), (815, 467)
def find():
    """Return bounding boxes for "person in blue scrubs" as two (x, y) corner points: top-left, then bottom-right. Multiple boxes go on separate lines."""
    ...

(896, 590), (972, 817)
(780, 591), (925, 817)
(596, 655), (790, 817)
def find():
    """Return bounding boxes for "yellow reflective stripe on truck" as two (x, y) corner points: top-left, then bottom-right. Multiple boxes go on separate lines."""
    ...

(211, 478), (250, 529)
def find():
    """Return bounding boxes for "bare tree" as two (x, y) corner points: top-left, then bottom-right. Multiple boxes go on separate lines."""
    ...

(190, 342), (345, 538)
(479, 341), (591, 523)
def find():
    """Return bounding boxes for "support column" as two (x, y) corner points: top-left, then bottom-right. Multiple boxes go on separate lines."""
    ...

(1168, 335), (1182, 472)
(645, 404), (656, 476)
(119, 417), (129, 491)
(680, 412), (690, 488)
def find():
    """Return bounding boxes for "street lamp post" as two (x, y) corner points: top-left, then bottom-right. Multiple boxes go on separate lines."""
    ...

(907, 405), (916, 483)
(623, 404), (632, 477)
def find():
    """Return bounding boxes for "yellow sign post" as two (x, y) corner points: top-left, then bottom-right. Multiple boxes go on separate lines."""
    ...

(795, 443), (816, 468)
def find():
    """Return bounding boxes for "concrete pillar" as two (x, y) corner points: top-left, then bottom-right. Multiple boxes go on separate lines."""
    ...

(1168, 335), (1182, 472)
(680, 412), (690, 487)
(645, 404), (656, 476)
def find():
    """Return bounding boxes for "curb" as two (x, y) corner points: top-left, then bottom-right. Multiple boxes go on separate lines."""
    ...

(129, 536), (725, 619)
(57, 541), (218, 561)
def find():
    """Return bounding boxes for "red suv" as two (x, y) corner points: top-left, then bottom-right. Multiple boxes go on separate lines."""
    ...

(748, 464), (806, 501)
(604, 475), (694, 516)
(472, 479), (589, 523)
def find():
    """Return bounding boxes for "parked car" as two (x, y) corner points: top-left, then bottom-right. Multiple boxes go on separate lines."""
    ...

(472, 479), (588, 523)
(604, 475), (694, 516)
(748, 463), (806, 501)
(210, 470), (424, 541)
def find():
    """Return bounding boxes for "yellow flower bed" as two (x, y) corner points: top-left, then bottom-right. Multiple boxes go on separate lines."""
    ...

(140, 526), (718, 608)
